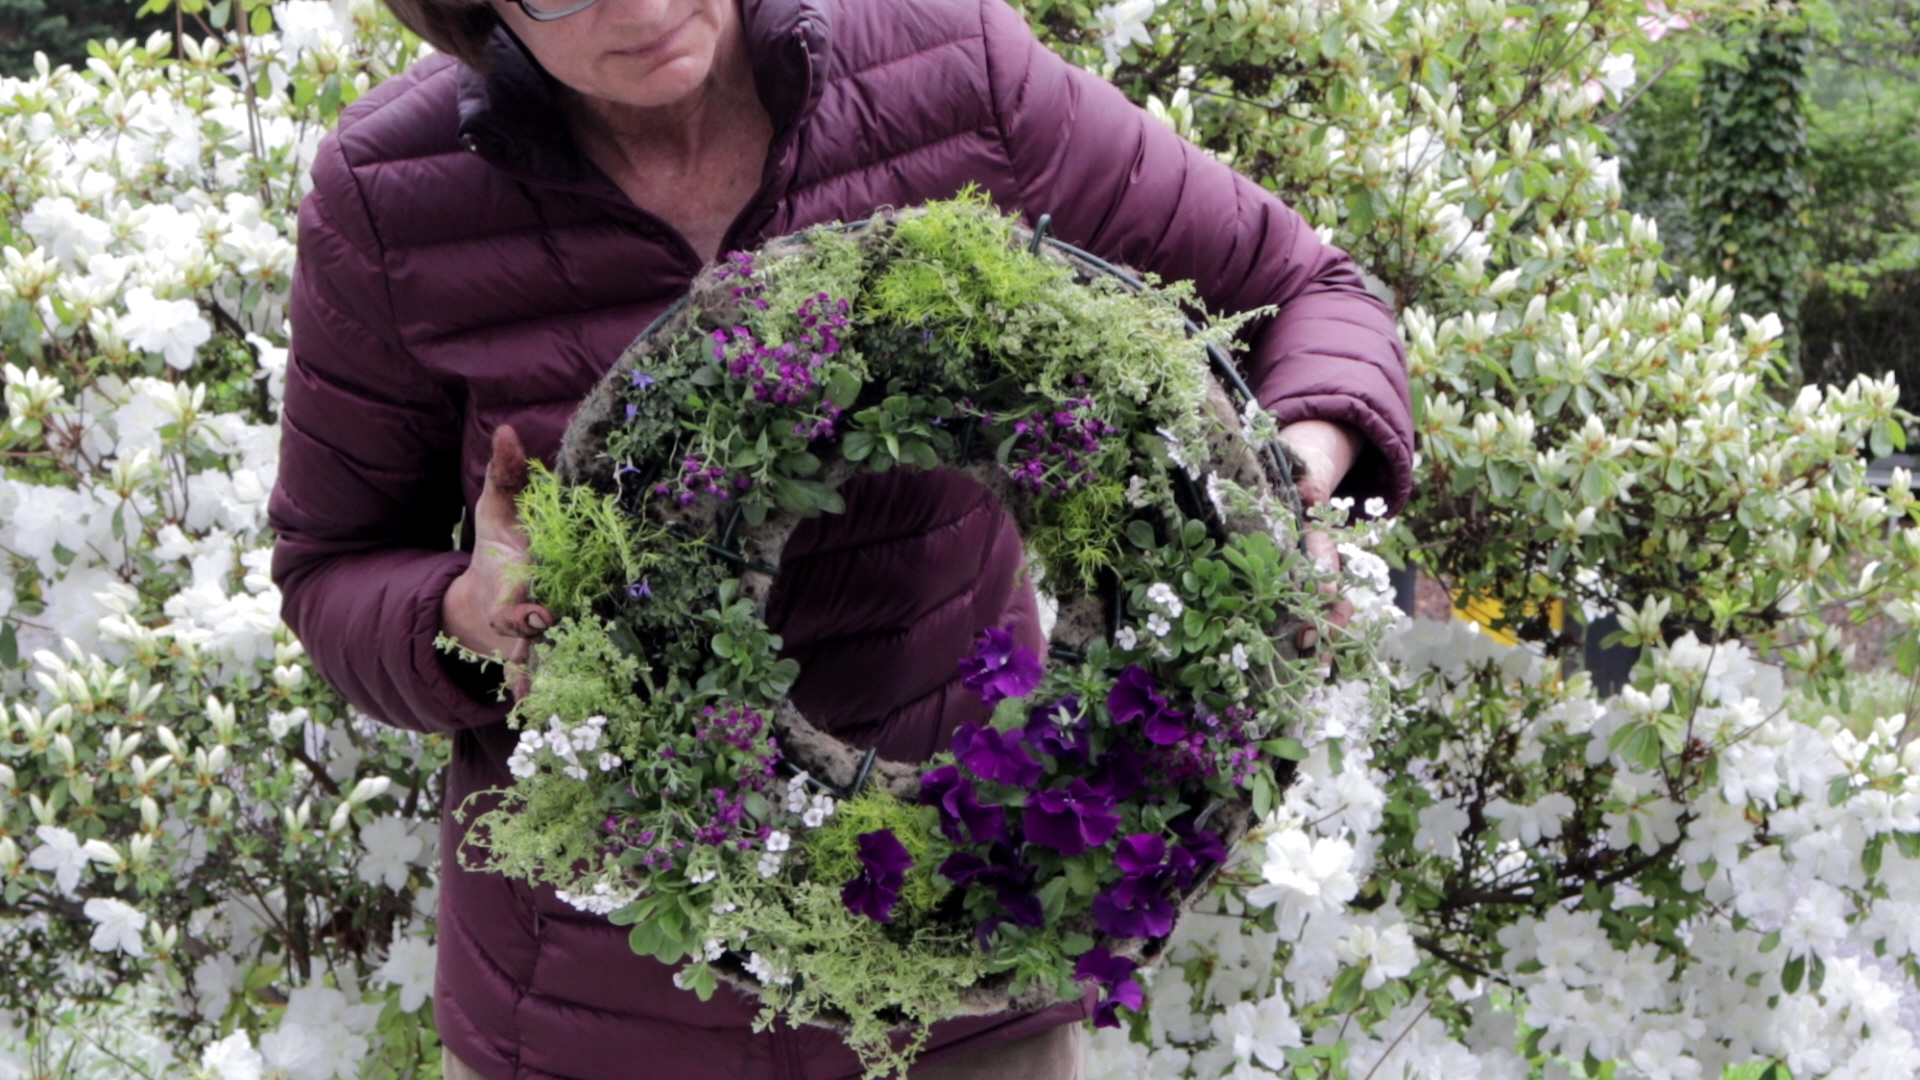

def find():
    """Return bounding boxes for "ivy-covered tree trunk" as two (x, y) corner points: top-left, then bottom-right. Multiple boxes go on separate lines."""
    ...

(1695, 22), (1814, 375)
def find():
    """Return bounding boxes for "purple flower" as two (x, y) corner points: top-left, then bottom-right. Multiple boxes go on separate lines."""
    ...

(1091, 834), (1181, 939)
(939, 845), (1041, 928)
(627, 579), (652, 600)
(952, 723), (1043, 788)
(1170, 812), (1226, 879)
(957, 625), (1044, 705)
(918, 765), (1007, 845)
(1023, 779), (1120, 856)
(1106, 666), (1188, 746)
(1024, 696), (1091, 766)
(631, 370), (656, 390)
(1092, 879), (1178, 940)
(1087, 744), (1144, 802)
(841, 829), (914, 923)
(1074, 947), (1144, 1028)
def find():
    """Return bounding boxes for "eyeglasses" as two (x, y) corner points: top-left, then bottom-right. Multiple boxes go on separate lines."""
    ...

(508, 0), (603, 21)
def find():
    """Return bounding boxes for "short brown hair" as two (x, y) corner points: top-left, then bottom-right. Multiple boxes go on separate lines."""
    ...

(383, 0), (502, 71)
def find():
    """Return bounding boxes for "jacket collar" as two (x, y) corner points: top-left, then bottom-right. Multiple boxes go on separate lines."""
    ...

(455, 0), (829, 185)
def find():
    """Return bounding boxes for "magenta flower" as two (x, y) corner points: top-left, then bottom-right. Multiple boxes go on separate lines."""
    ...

(918, 765), (1007, 845)
(841, 829), (914, 923)
(1106, 665), (1188, 746)
(1023, 779), (1120, 856)
(1073, 947), (1144, 1028)
(957, 625), (1044, 705)
(951, 723), (1043, 788)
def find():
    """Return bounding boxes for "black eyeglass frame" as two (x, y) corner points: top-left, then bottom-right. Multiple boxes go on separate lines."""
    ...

(508, 0), (602, 21)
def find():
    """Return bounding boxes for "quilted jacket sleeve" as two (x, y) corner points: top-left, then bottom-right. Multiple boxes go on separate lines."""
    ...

(268, 132), (510, 735)
(978, 0), (1414, 511)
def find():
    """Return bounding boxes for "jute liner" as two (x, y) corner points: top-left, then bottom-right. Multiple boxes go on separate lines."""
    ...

(555, 209), (1305, 1025)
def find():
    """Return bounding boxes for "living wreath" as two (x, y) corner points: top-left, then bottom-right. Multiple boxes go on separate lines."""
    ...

(455, 194), (1369, 1077)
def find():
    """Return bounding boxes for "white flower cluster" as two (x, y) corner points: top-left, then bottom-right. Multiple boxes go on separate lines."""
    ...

(555, 881), (638, 917)
(783, 772), (837, 828)
(507, 713), (619, 781)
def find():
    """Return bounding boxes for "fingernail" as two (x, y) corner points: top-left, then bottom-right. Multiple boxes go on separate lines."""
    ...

(526, 611), (549, 631)
(1296, 628), (1318, 652)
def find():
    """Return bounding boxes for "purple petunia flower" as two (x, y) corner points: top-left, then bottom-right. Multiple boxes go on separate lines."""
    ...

(1092, 878), (1178, 940)
(951, 723), (1043, 788)
(957, 625), (1044, 705)
(1074, 947), (1144, 1028)
(1087, 744), (1145, 802)
(1091, 833), (1182, 939)
(1170, 812), (1227, 873)
(1106, 665), (1189, 746)
(939, 845), (1042, 929)
(841, 829), (914, 923)
(1023, 779), (1120, 856)
(918, 765), (1007, 845)
(1024, 696), (1091, 766)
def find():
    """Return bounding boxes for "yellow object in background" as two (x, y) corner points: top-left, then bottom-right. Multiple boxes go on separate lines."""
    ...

(1451, 590), (1565, 646)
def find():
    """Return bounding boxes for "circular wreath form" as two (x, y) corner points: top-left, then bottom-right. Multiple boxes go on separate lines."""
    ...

(464, 196), (1333, 1078)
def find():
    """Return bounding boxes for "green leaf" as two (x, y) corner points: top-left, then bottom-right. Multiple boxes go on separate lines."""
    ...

(1260, 737), (1307, 761)
(826, 368), (860, 409)
(1781, 952), (1805, 994)
(249, 4), (273, 36)
(0, 621), (16, 669)
(1125, 520), (1156, 550)
(1326, 965), (1364, 1012)
(843, 431), (874, 462)
(1758, 929), (1782, 953)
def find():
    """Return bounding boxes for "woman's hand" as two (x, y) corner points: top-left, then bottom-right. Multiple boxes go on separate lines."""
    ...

(1277, 418), (1362, 651)
(441, 425), (553, 698)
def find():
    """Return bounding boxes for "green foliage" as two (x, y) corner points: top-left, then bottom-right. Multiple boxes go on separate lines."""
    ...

(1695, 24), (1814, 363)
(798, 792), (950, 920)
(518, 464), (662, 620)
(708, 882), (992, 1079)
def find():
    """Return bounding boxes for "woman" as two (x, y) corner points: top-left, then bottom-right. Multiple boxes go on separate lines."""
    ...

(267, 0), (1414, 1076)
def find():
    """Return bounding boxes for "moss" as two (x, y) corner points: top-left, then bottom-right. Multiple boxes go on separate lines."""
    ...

(799, 791), (949, 923)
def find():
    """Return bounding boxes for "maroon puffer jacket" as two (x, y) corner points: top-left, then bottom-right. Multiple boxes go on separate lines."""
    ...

(268, 0), (1413, 1076)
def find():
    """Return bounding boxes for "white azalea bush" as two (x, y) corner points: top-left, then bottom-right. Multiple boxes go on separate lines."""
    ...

(1, 0), (1919, 1078)
(0, 5), (446, 1078)
(1036, 0), (1920, 1077)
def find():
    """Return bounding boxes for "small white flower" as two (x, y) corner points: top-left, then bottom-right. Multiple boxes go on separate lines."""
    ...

(120, 286), (212, 370)
(703, 937), (726, 961)
(1115, 626), (1139, 650)
(757, 851), (783, 878)
(802, 793), (836, 828)
(355, 815), (423, 892)
(1230, 643), (1250, 671)
(83, 896), (148, 956)
(689, 868), (717, 885)
(711, 901), (739, 915)
(597, 752), (622, 772)
(744, 951), (792, 986)
(1363, 497), (1388, 518)
(562, 763), (588, 781)
(200, 1032), (264, 1080)
(766, 830), (791, 853)
(784, 773), (812, 813)
(1125, 475), (1150, 507)
(27, 825), (90, 897)
(1145, 581), (1184, 616)
(1147, 613), (1172, 638)
(373, 937), (436, 1013)
(1095, 0), (1157, 63)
